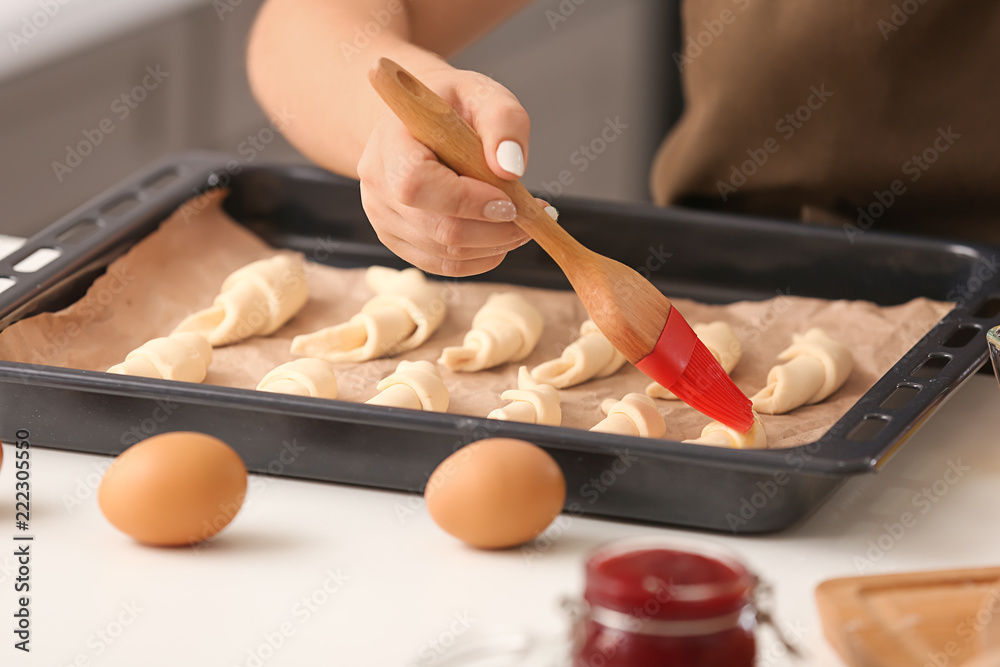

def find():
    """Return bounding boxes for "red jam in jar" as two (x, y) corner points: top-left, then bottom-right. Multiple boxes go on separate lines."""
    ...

(574, 537), (757, 667)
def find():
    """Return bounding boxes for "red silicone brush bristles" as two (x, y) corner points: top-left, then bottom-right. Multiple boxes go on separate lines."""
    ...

(635, 307), (754, 432)
(668, 340), (754, 432)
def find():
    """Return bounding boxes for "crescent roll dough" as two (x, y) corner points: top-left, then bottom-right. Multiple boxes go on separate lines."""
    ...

(647, 321), (741, 400)
(366, 360), (449, 412)
(439, 293), (543, 372)
(291, 267), (445, 362)
(107, 332), (212, 383)
(173, 255), (308, 346)
(751, 328), (853, 415)
(530, 319), (627, 388)
(256, 358), (338, 399)
(488, 366), (561, 426)
(591, 393), (666, 438)
(684, 412), (766, 449)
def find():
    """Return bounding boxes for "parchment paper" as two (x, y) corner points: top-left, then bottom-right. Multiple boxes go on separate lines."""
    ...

(0, 191), (953, 448)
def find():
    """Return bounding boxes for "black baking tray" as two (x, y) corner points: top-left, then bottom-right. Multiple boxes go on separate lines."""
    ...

(1, 152), (998, 533)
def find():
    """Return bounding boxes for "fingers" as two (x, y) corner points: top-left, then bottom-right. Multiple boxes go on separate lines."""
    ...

(535, 197), (558, 221)
(392, 155), (520, 224)
(362, 116), (526, 226)
(379, 234), (509, 278)
(356, 69), (535, 277)
(457, 77), (531, 180)
(361, 183), (528, 277)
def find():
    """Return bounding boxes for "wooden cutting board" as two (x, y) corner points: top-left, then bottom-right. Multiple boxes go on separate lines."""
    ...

(816, 567), (1000, 667)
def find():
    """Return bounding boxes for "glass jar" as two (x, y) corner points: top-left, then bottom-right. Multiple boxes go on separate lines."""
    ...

(572, 536), (758, 667)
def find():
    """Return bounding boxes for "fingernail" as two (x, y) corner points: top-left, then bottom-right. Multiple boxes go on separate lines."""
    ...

(496, 140), (525, 177)
(544, 205), (559, 221)
(484, 199), (517, 221)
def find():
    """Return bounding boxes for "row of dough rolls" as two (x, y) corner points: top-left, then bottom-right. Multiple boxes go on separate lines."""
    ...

(103, 255), (852, 449)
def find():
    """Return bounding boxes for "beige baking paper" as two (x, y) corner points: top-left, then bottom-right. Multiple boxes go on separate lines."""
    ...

(0, 191), (953, 449)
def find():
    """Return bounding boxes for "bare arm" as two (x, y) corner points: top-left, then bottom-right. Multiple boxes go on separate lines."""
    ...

(247, 0), (532, 177)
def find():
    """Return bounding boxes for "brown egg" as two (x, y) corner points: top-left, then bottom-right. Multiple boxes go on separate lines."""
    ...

(425, 438), (566, 549)
(98, 432), (247, 546)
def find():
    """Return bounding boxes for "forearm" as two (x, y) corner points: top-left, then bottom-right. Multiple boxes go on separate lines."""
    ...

(247, 0), (530, 177)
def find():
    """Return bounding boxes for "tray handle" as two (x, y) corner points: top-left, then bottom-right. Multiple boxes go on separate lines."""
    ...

(831, 262), (1000, 470)
(0, 152), (231, 329)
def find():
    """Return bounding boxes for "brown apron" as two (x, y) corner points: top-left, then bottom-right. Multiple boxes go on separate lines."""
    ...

(651, 0), (1000, 243)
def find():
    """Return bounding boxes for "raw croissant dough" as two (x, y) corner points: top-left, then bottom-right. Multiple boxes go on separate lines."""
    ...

(107, 332), (212, 383)
(488, 366), (561, 426)
(173, 255), (308, 346)
(256, 358), (338, 399)
(439, 293), (542, 372)
(530, 319), (627, 388)
(647, 321), (742, 400)
(366, 360), (449, 412)
(684, 412), (766, 449)
(591, 393), (666, 438)
(751, 328), (853, 414)
(292, 267), (445, 362)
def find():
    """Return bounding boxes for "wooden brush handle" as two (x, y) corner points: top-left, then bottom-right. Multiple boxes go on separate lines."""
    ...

(368, 58), (582, 268)
(369, 58), (678, 366)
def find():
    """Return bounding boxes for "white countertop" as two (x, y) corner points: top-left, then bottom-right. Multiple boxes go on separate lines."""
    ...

(1, 353), (999, 665)
(0, 0), (208, 82)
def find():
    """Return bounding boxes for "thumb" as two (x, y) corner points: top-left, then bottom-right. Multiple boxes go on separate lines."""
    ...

(458, 76), (531, 181)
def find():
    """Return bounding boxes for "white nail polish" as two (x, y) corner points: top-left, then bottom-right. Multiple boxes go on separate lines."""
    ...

(496, 140), (525, 177)
(544, 205), (559, 221)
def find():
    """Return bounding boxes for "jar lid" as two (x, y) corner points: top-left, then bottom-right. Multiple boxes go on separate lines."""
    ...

(583, 536), (756, 622)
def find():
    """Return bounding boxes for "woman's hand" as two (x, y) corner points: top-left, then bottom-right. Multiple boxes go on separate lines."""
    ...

(357, 68), (534, 277)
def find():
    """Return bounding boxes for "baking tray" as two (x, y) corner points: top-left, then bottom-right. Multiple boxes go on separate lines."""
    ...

(1, 151), (998, 533)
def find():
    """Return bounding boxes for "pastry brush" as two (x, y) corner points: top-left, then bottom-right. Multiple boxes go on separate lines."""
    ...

(369, 58), (753, 432)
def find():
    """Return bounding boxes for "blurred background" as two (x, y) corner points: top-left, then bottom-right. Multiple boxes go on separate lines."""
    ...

(0, 0), (678, 239)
